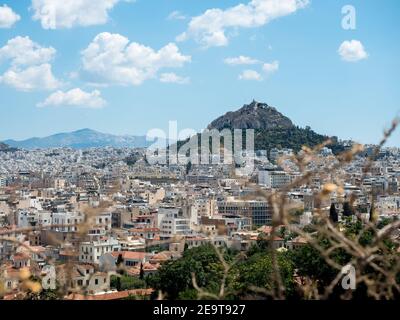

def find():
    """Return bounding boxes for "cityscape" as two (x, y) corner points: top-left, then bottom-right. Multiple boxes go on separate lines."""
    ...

(1, 100), (400, 301)
(0, 0), (400, 307)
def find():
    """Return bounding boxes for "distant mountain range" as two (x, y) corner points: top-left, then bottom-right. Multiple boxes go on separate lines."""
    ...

(3, 129), (153, 150)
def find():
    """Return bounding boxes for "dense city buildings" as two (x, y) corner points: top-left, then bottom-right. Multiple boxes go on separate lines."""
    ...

(1, 142), (400, 299)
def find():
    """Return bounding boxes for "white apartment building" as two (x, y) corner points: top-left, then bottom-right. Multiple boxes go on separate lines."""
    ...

(87, 212), (112, 237)
(157, 207), (191, 239)
(52, 211), (84, 232)
(17, 210), (52, 228)
(259, 170), (292, 189)
(160, 216), (190, 239)
(79, 237), (120, 265)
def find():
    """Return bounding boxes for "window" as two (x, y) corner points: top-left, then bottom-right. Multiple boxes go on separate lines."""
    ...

(95, 279), (98, 285)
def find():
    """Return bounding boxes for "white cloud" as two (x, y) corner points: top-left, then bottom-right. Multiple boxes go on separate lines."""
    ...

(0, 36), (56, 67)
(262, 60), (279, 75)
(338, 40), (368, 62)
(224, 55), (259, 65)
(225, 56), (279, 80)
(81, 32), (191, 86)
(38, 88), (106, 108)
(0, 36), (61, 91)
(238, 69), (262, 81)
(31, 0), (132, 29)
(0, 64), (61, 91)
(167, 10), (186, 20)
(0, 5), (20, 28)
(159, 73), (189, 84)
(177, 0), (309, 47)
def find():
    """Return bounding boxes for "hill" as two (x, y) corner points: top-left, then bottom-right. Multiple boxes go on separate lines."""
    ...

(208, 100), (293, 131)
(207, 100), (344, 154)
(0, 142), (17, 152)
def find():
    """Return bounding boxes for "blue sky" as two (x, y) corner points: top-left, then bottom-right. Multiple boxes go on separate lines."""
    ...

(0, 0), (399, 146)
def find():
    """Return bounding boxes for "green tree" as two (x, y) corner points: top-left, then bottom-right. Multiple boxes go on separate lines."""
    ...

(342, 202), (354, 217)
(110, 275), (146, 291)
(231, 251), (297, 299)
(139, 263), (144, 280)
(116, 254), (124, 267)
(147, 245), (227, 300)
(291, 237), (351, 294)
(329, 203), (338, 223)
(186, 161), (192, 175)
(25, 289), (61, 300)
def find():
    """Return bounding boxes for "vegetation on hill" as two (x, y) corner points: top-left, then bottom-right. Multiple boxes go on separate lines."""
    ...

(254, 126), (345, 154)
(175, 125), (345, 159)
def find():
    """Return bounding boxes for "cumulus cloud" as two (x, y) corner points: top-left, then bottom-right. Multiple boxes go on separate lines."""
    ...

(177, 0), (309, 47)
(0, 36), (61, 91)
(262, 60), (279, 75)
(0, 36), (56, 66)
(224, 55), (259, 65)
(338, 40), (368, 62)
(160, 73), (189, 84)
(0, 4), (20, 28)
(238, 69), (262, 81)
(0, 64), (61, 91)
(38, 88), (106, 108)
(81, 32), (191, 86)
(31, 0), (132, 29)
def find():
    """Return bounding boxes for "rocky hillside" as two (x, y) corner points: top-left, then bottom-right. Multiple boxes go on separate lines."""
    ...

(208, 100), (293, 130)
(207, 100), (344, 154)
